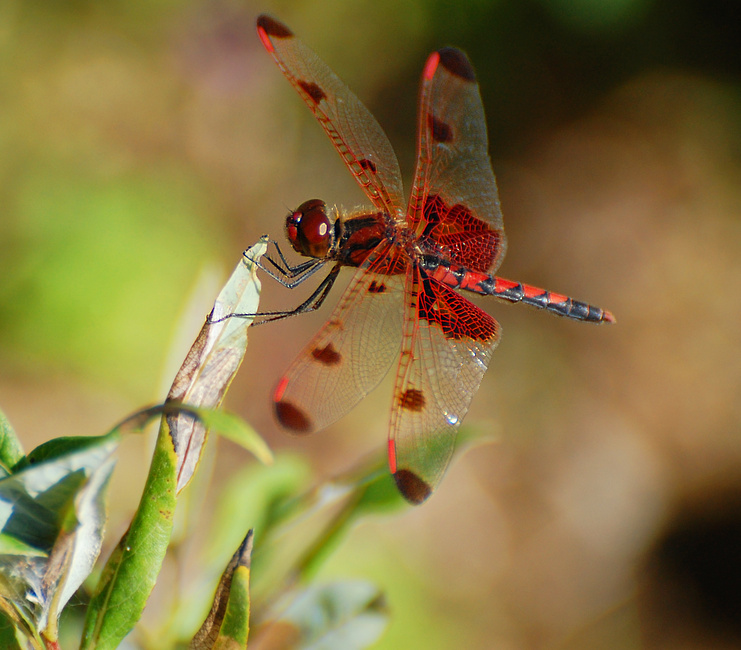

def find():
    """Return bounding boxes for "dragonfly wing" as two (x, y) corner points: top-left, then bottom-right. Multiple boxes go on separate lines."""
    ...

(408, 48), (506, 273)
(389, 264), (500, 504)
(257, 15), (406, 219)
(274, 242), (405, 434)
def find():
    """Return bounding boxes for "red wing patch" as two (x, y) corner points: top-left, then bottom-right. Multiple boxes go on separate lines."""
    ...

(418, 275), (499, 342)
(416, 193), (503, 272)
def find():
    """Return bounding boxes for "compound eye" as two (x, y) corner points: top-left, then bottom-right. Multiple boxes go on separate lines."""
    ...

(286, 199), (333, 258)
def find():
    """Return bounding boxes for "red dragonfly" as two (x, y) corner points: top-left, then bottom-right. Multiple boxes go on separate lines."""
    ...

(255, 15), (614, 504)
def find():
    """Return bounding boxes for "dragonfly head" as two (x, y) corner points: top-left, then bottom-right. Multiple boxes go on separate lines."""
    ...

(285, 199), (335, 259)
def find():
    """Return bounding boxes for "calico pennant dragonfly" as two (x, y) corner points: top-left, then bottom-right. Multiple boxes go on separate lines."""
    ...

(254, 15), (614, 504)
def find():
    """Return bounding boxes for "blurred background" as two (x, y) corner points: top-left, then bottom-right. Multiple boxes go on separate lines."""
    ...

(1, 0), (740, 647)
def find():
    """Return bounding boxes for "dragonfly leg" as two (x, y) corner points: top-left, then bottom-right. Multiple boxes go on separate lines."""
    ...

(245, 241), (325, 288)
(208, 263), (342, 325)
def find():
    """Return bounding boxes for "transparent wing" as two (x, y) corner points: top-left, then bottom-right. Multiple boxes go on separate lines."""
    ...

(257, 15), (406, 219)
(273, 241), (406, 434)
(408, 48), (506, 273)
(389, 265), (500, 504)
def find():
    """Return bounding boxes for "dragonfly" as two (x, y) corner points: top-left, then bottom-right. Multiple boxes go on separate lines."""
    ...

(254, 15), (614, 505)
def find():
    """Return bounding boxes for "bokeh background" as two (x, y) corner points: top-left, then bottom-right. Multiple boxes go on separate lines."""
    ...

(2, 0), (741, 648)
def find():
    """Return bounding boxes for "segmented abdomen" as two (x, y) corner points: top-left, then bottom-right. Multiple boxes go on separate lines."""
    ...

(421, 256), (614, 323)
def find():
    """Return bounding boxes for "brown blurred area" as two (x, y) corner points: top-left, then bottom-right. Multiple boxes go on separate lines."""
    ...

(1, 0), (740, 648)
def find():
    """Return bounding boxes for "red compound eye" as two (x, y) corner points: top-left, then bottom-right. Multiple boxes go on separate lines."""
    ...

(286, 199), (333, 258)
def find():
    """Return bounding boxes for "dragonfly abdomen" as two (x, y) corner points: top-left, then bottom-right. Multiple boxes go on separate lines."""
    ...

(422, 256), (614, 323)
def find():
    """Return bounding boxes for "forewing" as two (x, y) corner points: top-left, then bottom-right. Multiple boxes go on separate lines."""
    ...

(389, 266), (500, 504)
(274, 242), (405, 434)
(408, 48), (506, 273)
(257, 15), (405, 219)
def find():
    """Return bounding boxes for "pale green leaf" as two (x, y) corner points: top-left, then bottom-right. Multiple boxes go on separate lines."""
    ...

(167, 237), (268, 492)
(0, 434), (118, 639)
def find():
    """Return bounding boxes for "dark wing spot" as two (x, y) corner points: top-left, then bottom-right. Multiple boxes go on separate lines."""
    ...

(298, 81), (326, 105)
(256, 15), (293, 38)
(394, 469), (432, 505)
(437, 47), (476, 81)
(367, 280), (386, 294)
(358, 158), (377, 173)
(311, 343), (341, 365)
(399, 388), (425, 412)
(428, 114), (453, 143)
(275, 400), (312, 433)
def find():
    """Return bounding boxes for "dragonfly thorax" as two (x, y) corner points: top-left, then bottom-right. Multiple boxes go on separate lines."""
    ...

(286, 199), (337, 259)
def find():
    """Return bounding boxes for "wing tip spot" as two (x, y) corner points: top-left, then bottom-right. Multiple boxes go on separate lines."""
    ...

(437, 47), (476, 81)
(274, 400), (313, 433)
(256, 15), (293, 39)
(394, 469), (432, 505)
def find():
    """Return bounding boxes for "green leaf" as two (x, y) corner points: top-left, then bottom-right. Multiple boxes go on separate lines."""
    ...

(0, 410), (23, 473)
(0, 610), (24, 650)
(0, 433), (118, 641)
(80, 422), (178, 650)
(20, 434), (118, 468)
(0, 534), (47, 557)
(215, 564), (251, 648)
(190, 530), (253, 649)
(13, 401), (168, 473)
(186, 407), (272, 466)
